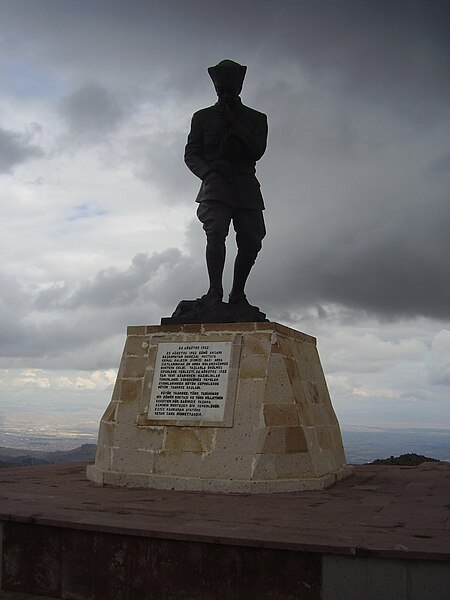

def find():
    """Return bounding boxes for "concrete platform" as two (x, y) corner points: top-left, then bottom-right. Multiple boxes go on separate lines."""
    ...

(0, 593), (54, 599)
(1, 461), (449, 599)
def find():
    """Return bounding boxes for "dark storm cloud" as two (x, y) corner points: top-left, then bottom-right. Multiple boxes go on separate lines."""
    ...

(1, 0), (449, 321)
(64, 250), (184, 309)
(0, 127), (44, 172)
(3, 0), (448, 110)
(267, 1), (450, 118)
(1, 250), (202, 366)
(32, 250), (186, 311)
(0, 272), (32, 352)
(126, 129), (196, 202)
(58, 83), (129, 142)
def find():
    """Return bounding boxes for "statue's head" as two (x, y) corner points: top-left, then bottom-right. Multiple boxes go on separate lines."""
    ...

(208, 60), (247, 104)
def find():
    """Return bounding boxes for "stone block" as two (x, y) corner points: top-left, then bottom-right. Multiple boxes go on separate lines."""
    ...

(251, 452), (313, 479)
(233, 396), (265, 432)
(214, 426), (261, 453)
(257, 426), (308, 453)
(270, 339), (281, 353)
(263, 353), (296, 404)
(303, 381), (320, 404)
(159, 323), (184, 333)
(127, 325), (146, 335)
(236, 377), (266, 404)
(295, 360), (313, 382)
(141, 363), (156, 394)
(316, 381), (331, 404)
(242, 332), (271, 357)
(120, 379), (142, 403)
(277, 334), (294, 359)
(123, 356), (147, 379)
(203, 322), (255, 332)
(296, 403), (315, 427)
(164, 427), (215, 453)
(97, 420), (114, 448)
(94, 443), (113, 470)
(115, 400), (140, 425)
(181, 323), (203, 333)
(304, 342), (320, 364)
(152, 451), (204, 477)
(263, 403), (299, 426)
(145, 324), (162, 333)
(312, 363), (328, 386)
(114, 423), (165, 451)
(124, 335), (150, 357)
(200, 452), (254, 479)
(239, 352), (269, 379)
(309, 403), (329, 425)
(110, 446), (156, 474)
(256, 426), (286, 453)
(316, 425), (336, 450)
(286, 426), (309, 452)
(283, 355), (300, 384)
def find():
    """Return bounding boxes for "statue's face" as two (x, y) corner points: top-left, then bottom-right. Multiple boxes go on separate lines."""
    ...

(215, 85), (241, 106)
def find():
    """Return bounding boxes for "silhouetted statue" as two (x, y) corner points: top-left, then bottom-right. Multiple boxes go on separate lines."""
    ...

(162, 60), (268, 324)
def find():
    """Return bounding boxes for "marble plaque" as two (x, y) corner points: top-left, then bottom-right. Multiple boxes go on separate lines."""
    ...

(148, 341), (233, 422)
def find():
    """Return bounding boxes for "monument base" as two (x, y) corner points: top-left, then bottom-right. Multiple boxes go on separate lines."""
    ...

(161, 297), (268, 324)
(87, 463), (353, 493)
(87, 322), (353, 493)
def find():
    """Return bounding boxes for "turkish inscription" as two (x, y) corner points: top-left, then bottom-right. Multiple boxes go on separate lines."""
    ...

(148, 341), (233, 422)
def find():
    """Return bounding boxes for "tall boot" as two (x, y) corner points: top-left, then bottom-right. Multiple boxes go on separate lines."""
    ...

(203, 237), (226, 303)
(229, 252), (256, 305)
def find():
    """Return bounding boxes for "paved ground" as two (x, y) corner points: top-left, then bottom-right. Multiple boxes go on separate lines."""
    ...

(0, 593), (53, 599)
(0, 461), (449, 562)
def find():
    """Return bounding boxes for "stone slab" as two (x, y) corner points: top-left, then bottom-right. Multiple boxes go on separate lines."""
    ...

(2, 462), (450, 561)
(2, 462), (449, 599)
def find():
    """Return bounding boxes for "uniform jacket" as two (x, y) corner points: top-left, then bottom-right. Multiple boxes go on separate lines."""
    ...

(184, 99), (268, 209)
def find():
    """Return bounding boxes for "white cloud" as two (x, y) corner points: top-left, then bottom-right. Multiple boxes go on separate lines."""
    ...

(0, 126), (44, 172)
(3, 368), (116, 392)
(428, 330), (450, 385)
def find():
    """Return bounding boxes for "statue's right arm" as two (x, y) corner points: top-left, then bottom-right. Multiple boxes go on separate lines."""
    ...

(184, 113), (212, 181)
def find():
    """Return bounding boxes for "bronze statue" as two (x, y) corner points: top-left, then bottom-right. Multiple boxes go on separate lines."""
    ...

(161, 60), (268, 324)
(185, 59), (268, 309)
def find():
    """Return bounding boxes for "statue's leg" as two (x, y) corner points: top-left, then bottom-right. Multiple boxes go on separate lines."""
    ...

(205, 233), (226, 299)
(197, 201), (232, 302)
(229, 209), (266, 304)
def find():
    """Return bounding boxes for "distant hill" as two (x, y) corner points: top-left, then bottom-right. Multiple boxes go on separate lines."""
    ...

(0, 443), (97, 469)
(0, 445), (443, 470)
(367, 453), (440, 466)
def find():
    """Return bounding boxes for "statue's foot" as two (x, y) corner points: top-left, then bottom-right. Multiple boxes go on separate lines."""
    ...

(198, 289), (223, 308)
(228, 292), (251, 307)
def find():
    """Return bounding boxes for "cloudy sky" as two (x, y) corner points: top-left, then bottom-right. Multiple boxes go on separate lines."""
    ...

(0, 0), (449, 443)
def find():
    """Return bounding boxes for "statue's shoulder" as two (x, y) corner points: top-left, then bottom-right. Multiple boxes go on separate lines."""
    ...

(240, 104), (267, 121)
(192, 105), (216, 120)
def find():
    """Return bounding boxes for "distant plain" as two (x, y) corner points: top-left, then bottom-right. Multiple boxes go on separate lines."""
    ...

(0, 426), (448, 465)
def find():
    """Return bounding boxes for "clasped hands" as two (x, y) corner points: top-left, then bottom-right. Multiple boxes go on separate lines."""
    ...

(215, 101), (238, 128)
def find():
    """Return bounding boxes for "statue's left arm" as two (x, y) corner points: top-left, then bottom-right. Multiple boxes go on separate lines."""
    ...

(230, 113), (268, 161)
(217, 105), (267, 162)
(184, 112), (213, 180)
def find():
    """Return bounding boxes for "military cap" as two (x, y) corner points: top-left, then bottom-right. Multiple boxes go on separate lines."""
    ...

(207, 59), (247, 88)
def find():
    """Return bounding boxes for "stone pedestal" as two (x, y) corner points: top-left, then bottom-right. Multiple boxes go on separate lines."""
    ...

(87, 322), (353, 492)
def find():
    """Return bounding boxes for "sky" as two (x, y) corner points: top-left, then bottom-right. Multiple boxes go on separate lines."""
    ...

(0, 0), (449, 443)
